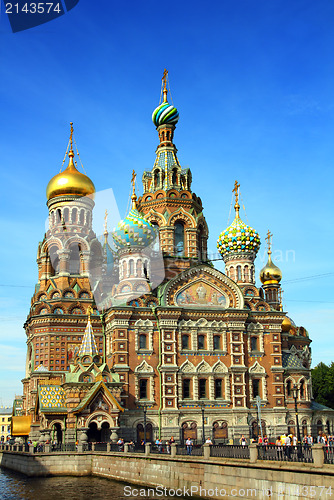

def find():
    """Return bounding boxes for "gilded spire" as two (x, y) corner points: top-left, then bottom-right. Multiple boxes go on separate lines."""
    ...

(68, 122), (75, 166)
(104, 209), (108, 244)
(131, 169), (137, 209)
(278, 288), (284, 311)
(232, 180), (240, 218)
(162, 68), (168, 103)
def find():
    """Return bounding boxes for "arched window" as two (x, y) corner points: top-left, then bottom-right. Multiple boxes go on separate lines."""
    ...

(317, 420), (323, 436)
(213, 335), (220, 350)
(302, 419), (308, 437)
(252, 379), (260, 398)
(183, 379), (191, 399)
(79, 209), (85, 225)
(199, 379), (207, 399)
(286, 379), (292, 397)
(237, 266), (242, 281)
(56, 208), (62, 224)
(300, 380), (305, 399)
(198, 335), (205, 350)
(129, 260), (134, 276)
(69, 244), (81, 274)
(174, 222), (185, 256)
(215, 379), (223, 399)
(49, 247), (59, 276)
(63, 208), (69, 223)
(251, 337), (258, 351)
(182, 335), (189, 349)
(139, 379), (148, 399)
(197, 226), (206, 261)
(150, 222), (160, 252)
(154, 169), (160, 188)
(139, 334), (147, 349)
(244, 265), (249, 282)
(288, 420), (295, 436)
(72, 208), (77, 224)
(172, 168), (177, 185)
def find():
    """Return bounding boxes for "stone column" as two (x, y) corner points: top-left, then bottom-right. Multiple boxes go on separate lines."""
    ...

(77, 428), (88, 452)
(312, 444), (325, 468)
(58, 249), (70, 277)
(249, 443), (258, 463)
(171, 443), (177, 458)
(145, 442), (151, 456)
(203, 443), (211, 460)
(124, 443), (129, 453)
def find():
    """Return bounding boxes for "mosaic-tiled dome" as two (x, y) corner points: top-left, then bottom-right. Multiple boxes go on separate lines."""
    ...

(217, 216), (260, 257)
(152, 101), (179, 127)
(112, 207), (156, 249)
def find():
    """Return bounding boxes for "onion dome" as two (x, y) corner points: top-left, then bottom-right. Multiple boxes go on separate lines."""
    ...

(217, 216), (261, 257)
(46, 123), (95, 201)
(112, 170), (156, 249)
(112, 207), (156, 249)
(259, 231), (282, 284)
(281, 315), (292, 333)
(152, 102), (179, 127)
(259, 255), (282, 284)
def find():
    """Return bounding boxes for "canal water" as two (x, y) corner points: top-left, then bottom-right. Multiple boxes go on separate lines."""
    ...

(0, 467), (176, 500)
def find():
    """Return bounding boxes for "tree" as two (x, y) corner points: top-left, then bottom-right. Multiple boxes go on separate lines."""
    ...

(311, 362), (334, 409)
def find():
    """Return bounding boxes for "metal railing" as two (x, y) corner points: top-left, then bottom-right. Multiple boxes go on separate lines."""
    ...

(324, 446), (334, 464)
(210, 444), (250, 459)
(176, 444), (204, 456)
(257, 444), (313, 463)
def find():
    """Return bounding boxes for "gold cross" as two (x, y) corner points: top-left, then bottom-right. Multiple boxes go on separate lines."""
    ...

(104, 209), (108, 233)
(131, 169), (136, 194)
(162, 68), (168, 91)
(232, 180), (240, 204)
(266, 230), (272, 253)
(87, 305), (93, 319)
(69, 122), (74, 150)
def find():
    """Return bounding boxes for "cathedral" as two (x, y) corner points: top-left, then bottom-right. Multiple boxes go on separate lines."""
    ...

(11, 72), (334, 445)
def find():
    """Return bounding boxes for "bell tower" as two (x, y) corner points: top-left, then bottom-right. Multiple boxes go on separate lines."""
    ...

(137, 70), (208, 279)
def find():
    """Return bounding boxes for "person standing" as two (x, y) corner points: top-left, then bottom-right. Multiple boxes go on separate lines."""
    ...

(276, 436), (283, 460)
(186, 437), (193, 455)
(239, 435), (247, 447)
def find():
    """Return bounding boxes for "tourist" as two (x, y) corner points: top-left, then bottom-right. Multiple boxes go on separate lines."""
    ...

(263, 435), (268, 450)
(239, 435), (247, 447)
(302, 435), (308, 450)
(117, 438), (124, 452)
(186, 437), (193, 455)
(75, 439), (79, 451)
(128, 440), (135, 452)
(205, 437), (213, 445)
(307, 434), (313, 446)
(285, 434), (291, 459)
(258, 435), (263, 445)
(292, 434), (297, 446)
(276, 436), (283, 460)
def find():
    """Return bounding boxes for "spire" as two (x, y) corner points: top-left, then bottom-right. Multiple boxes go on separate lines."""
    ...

(131, 169), (137, 209)
(68, 122), (75, 168)
(104, 209), (108, 245)
(266, 229), (273, 259)
(232, 180), (240, 218)
(162, 68), (168, 103)
(78, 306), (98, 358)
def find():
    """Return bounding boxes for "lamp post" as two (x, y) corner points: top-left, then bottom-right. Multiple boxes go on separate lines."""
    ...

(292, 384), (301, 444)
(143, 406), (147, 444)
(200, 402), (205, 444)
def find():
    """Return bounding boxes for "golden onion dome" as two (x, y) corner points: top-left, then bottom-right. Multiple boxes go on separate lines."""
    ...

(281, 315), (292, 333)
(46, 150), (95, 201)
(259, 254), (282, 284)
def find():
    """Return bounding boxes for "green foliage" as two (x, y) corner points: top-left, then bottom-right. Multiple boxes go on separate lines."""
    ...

(311, 362), (334, 409)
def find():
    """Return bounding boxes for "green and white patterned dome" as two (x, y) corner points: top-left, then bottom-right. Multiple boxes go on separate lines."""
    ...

(112, 207), (156, 249)
(217, 216), (260, 258)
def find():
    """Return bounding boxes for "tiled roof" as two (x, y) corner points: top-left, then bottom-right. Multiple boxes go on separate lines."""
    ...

(78, 319), (98, 357)
(38, 385), (67, 413)
(282, 352), (305, 369)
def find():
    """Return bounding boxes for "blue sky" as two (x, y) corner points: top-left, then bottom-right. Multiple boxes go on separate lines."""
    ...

(0, 0), (334, 405)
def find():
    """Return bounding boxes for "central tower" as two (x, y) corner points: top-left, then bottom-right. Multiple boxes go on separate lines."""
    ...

(138, 70), (208, 279)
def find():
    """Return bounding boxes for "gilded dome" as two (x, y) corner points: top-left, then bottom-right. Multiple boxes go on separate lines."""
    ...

(259, 254), (282, 284)
(46, 151), (95, 201)
(281, 315), (292, 332)
(217, 216), (260, 258)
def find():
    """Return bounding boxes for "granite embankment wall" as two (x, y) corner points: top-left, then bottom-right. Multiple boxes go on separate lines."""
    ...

(1, 451), (334, 500)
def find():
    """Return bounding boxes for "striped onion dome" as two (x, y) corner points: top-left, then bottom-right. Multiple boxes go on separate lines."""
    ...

(152, 101), (179, 127)
(217, 216), (260, 258)
(112, 207), (156, 249)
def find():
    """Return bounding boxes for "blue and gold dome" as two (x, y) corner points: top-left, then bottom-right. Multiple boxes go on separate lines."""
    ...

(217, 216), (261, 257)
(152, 101), (179, 127)
(112, 207), (156, 249)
